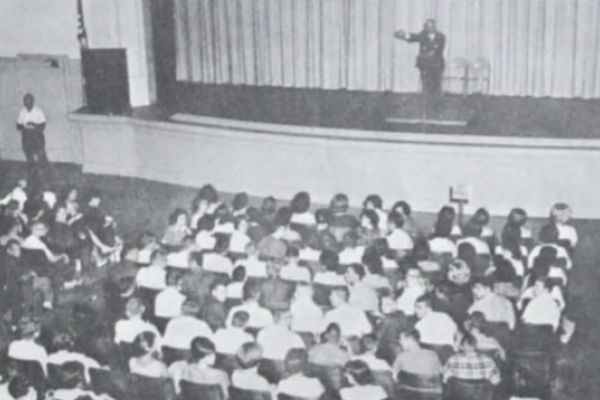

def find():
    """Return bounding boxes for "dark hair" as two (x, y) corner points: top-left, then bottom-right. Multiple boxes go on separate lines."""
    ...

(508, 208), (528, 227)
(401, 329), (421, 343)
(342, 230), (360, 248)
(501, 224), (523, 259)
(52, 332), (75, 351)
(8, 376), (31, 399)
(472, 208), (491, 226)
(197, 184), (219, 204)
(387, 212), (405, 229)
(492, 256), (516, 282)
(539, 223), (559, 244)
(58, 361), (86, 389)
(286, 246), (300, 258)
(291, 192), (311, 214)
(538, 245), (558, 265)
(343, 360), (375, 385)
(330, 194), (350, 214)
(360, 333), (378, 352)
(131, 331), (157, 357)
(166, 270), (182, 286)
(232, 265), (246, 282)
(236, 342), (263, 368)
(274, 207), (293, 227)
(472, 276), (493, 289)
(392, 201), (412, 216)
(242, 280), (261, 301)
(190, 336), (216, 362)
(347, 263), (366, 279)
(360, 209), (379, 229)
(196, 215), (216, 232)
(168, 208), (188, 225)
(433, 206), (456, 238)
(232, 192), (249, 211)
(319, 249), (340, 272)
(261, 197), (277, 213)
(363, 194), (383, 210)
(461, 333), (478, 348)
(232, 310), (250, 327)
(457, 242), (476, 267)
(361, 250), (384, 275)
(412, 237), (431, 261)
(415, 294), (432, 308)
(534, 276), (552, 290)
(322, 322), (342, 341)
(284, 348), (309, 375)
(315, 209), (332, 225)
(462, 221), (483, 238)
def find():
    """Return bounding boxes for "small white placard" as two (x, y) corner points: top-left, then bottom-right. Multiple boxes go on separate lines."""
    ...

(450, 184), (471, 203)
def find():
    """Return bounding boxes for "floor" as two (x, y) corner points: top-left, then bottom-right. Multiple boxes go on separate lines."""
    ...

(1, 161), (598, 398)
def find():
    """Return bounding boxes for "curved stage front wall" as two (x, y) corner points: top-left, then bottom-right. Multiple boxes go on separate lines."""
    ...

(69, 113), (600, 219)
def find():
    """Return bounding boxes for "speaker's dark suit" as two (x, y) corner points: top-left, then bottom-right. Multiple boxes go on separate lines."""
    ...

(406, 30), (446, 97)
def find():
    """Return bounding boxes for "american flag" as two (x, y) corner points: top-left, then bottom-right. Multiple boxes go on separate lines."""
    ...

(77, 0), (88, 49)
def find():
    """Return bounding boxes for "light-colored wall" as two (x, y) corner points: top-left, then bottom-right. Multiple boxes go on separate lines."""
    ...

(69, 113), (600, 219)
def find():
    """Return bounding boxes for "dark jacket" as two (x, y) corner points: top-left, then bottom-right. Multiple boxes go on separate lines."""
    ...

(407, 30), (446, 70)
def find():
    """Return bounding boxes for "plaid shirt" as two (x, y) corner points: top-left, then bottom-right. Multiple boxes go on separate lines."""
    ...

(443, 351), (501, 385)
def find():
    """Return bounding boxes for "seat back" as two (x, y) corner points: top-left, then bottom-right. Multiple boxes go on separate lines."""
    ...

(307, 363), (343, 391)
(229, 386), (273, 400)
(180, 380), (225, 400)
(129, 373), (176, 400)
(47, 362), (63, 389)
(20, 248), (51, 276)
(512, 350), (553, 399)
(10, 358), (47, 393)
(396, 371), (443, 398)
(516, 324), (555, 352)
(162, 346), (189, 366)
(444, 378), (493, 400)
(89, 367), (126, 399)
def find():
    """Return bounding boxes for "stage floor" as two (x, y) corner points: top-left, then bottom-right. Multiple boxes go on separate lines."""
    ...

(118, 83), (600, 138)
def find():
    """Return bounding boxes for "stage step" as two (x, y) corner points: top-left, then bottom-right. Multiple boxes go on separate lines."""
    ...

(386, 117), (468, 127)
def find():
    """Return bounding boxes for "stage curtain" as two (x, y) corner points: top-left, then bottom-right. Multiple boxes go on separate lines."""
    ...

(174, 0), (600, 98)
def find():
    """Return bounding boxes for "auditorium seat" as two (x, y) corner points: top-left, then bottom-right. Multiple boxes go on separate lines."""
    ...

(395, 371), (443, 400)
(89, 367), (126, 399)
(444, 378), (493, 400)
(307, 363), (343, 392)
(371, 369), (395, 397)
(215, 353), (239, 375)
(229, 386), (273, 400)
(9, 358), (47, 394)
(162, 346), (189, 366)
(511, 349), (554, 400)
(129, 373), (176, 400)
(180, 380), (225, 400)
(47, 362), (63, 389)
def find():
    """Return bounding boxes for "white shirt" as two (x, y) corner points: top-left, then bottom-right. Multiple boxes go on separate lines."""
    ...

(415, 311), (458, 346)
(21, 235), (54, 261)
(273, 227), (302, 242)
(257, 325), (305, 360)
(521, 292), (562, 330)
(8, 339), (48, 374)
(340, 385), (387, 400)
(280, 263), (311, 283)
(227, 281), (244, 299)
(339, 247), (365, 265)
(235, 257), (268, 278)
(163, 315), (213, 349)
(299, 247), (321, 263)
(353, 353), (392, 372)
(48, 350), (101, 382)
(528, 244), (572, 270)
(291, 212), (316, 226)
(519, 286), (565, 311)
(231, 368), (271, 392)
(154, 287), (186, 319)
(396, 285), (426, 316)
(226, 301), (274, 329)
(429, 237), (457, 257)
(229, 231), (251, 253)
(556, 223), (578, 248)
(386, 229), (414, 251)
(457, 237), (490, 255)
(17, 106), (46, 126)
(290, 298), (325, 334)
(213, 327), (254, 355)
(324, 304), (372, 337)
(349, 281), (379, 313)
(0, 186), (27, 211)
(166, 251), (190, 269)
(136, 266), (167, 290)
(202, 253), (234, 275)
(313, 271), (346, 286)
(114, 317), (161, 344)
(277, 373), (325, 399)
(469, 292), (516, 330)
(195, 231), (216, 251)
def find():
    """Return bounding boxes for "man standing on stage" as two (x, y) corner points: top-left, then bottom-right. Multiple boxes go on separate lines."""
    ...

(395, 19), (446, 104)
(16, 93), (49, 183)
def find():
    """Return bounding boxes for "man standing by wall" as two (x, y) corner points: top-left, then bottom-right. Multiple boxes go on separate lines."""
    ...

(395, 19), (446, 111)
(16, 93), (49, 185)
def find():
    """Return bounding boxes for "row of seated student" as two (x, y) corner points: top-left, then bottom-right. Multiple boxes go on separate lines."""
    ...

(0, 181), (578, 400)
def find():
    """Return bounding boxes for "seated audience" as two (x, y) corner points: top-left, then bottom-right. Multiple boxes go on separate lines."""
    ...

(289, 283), (325, 336)
(414, 295), (458, 348)
(339, 230), (365, 266)
(272, 207), (302, 243)
(226, 265), (246, 301)
(5, 376), (36, 400)
(345, 263), (379, 313)
(386, 211), (414, 255)
(154, 270), (186, 319)
(469, 277), (515, 330)
(393, 329), (442, 378)
(135, 248), (167, 291)
(520, 276), (562, 330)
(226, 281), (274, 330)
(308, 323), (350, 367)
(390, 200), (421, 238)
(213, 311), (254, 355)
(257, 310), (305, 361)
(47, 332), (102, 383)
(277, 348), (325, 399)
(357, 209), (381, 248)
(194, 215), (217, 251)
(234, 242), (268, 278)
(161, 208), (190, 247)
(163, 300), (213, 350)
(528, 223), (572, 270)
(443, 334), (501, 385)
(324, 287), (372, 338)
(314, 250), (346, 286)
(376, 294), (413, 365)
(550, 202), (578, 251)
(290, 191), (316, 226)
(396, 266), (427, 316)
(464, 312), (505, 360)
(180, 337), (230, 399)
(363, 194), (387, 232)
(340, 359), (387, 400)
(232, 342), (271, 392)
(353, 334), (391, 372)
(114, 297), (161, 345)
(128, 331), (168, 378)
(328, 193), (359, 243)
(229, 218), (251, 254)
(8, 316), (47, 374)
(202, 235), (235, 275)
(280, 246), (311, 283)
(199, 279), (228, 331)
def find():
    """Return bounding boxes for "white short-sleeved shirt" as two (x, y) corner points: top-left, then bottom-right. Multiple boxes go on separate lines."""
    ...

(202, 253), (234, 275)
(386, 229), (414, 251)
(257, 325), (305, 360)
(290, 298), (325, 334)
(429, 237), (457, 257)
(226, 301), (274, 329)
(114, 317), (161, 345)
(135, 266), (167, 290)
(8, 339), (48, 373)
(17, 106), (46, 127)
(339, 247), (365, 265)
(163, 316), (213, 349)
(556, 224), (578, 248)
(213, 327), (254, 355)
(340, 385), (387, 400)
(277, 373), (325, 399)
(154, 287), (186, 319)
(280, 264), (311, 283)
(528, 244), (572, 270)
(323, 304), (372, 337)
(235, 257), (268, 278)
(415, 311), (458, 346)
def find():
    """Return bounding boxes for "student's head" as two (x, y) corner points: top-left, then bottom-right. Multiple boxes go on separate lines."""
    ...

(539, 223), (559, 244)
(210, 280), (227, 302)
(330, 193), (350, 214)
(214, 235), (230, 254)
(472, 208), (491, 227)
(284, 348), (309, 376)
(196, 215), (216, 232)
(319, 249), (340, 272)
(345, 263), (365, 285)
(399, 329), (421, 350)
(23, 93), (35, 110)
(315, 209), (332, 228)
(412, 237), (431, 261)
(360, 333), (378, 353)
(360, 209), (379, 230)
(8, 376), (36, 400)
(150, 248), (168, 268)
(138, 231), (157, 248)
(166, 270), (182, 287)
(550, 202), (572, 225)
(424, 18), (437, 33)
(387, 211), (405, 231)
(197, 184), (219, 204)
(234, 217), (249, 233)
(322, 323), (342, 343)
(434, 206), (456, 238)
(242, 280), (261, 302)
(492, 256), (516, 282)
(30, 221), (48, 237)
(18, 316), (40, 339)
(236, 342), (263, 369)
(168, 208), (188, 226)
(362, 248), (384, 276)
(414, 295), (433, 319)
(125, 297), (146, 319)
(320, 231), (340, 252)
(6, 239), (21, 258)
(342, 230), (360, 249)
(261, 196), (277, 214)
(231, 265), (246, 282)
(457, 242), (477, 266)
(286, 246), (300, 263)
(501, 224), (522, 254)
(460, 333), (478, 352)
(462, 221), (483, 238)
(273, 310), (293, 327)
(52, 332), (75, 351)
(472, 277), (493, 300)
(190, 336), (217, 366)
(232, 192), (249, 212)
(380, 293), (397, 315)
(392, 201), (412, 217)
(329, 287), (350, 308)
(132, 331), (158, 357)
(465, 311), (487, 333)
(405, 266), (422, 286)
(343, 360), (374, 386)
(507, 208), (528, 227)
(291, 191), (311, 214)
(363, 194), (383, 211)
(231, 310), (250, 328)
(274, 207), (293, 227)
(181, 300), (201, 316)
(58, 361), (86, 389)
